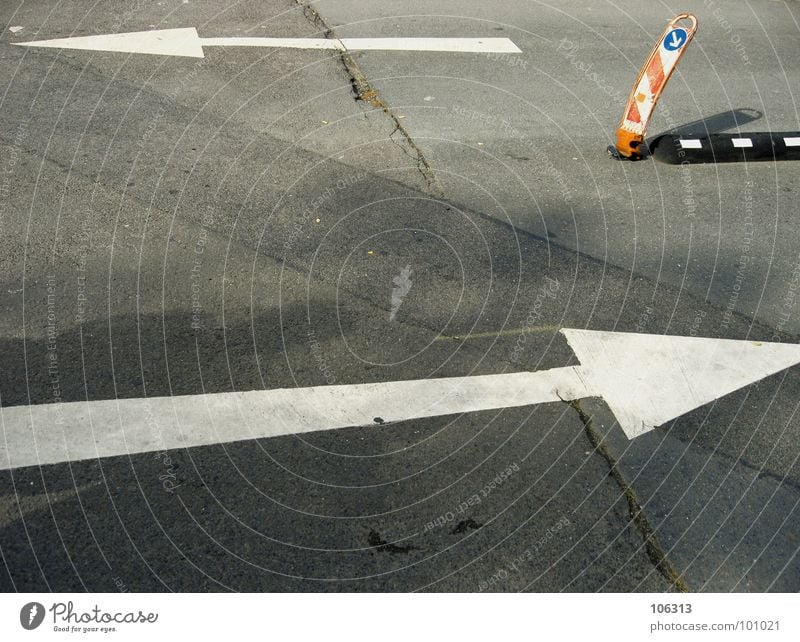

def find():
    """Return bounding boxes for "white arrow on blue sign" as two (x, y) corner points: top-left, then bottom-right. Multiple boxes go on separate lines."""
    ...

(663, 28), (688, 51)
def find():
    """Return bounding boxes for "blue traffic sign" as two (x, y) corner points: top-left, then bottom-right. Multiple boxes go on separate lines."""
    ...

(663, 28), (687, 51)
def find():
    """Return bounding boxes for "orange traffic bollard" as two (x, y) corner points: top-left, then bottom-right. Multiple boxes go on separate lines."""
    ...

(609, 13), (698, 160)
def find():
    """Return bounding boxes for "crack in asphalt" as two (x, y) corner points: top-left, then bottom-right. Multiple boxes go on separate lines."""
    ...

(297, 0), (688, 590)
(293, 0), (444, 197)
(567, 399), (691, 592)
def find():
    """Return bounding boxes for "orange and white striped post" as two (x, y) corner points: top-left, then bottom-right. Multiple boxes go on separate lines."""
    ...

(610, 13), (698, 160)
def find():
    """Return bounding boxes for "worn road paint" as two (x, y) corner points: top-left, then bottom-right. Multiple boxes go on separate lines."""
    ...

(434, 325), (562, 341)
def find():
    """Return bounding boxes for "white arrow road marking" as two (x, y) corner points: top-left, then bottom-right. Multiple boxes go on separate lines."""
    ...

(2, 330), (800, 470)
(13, 28), (522, 58)
(1, 366), (589, 471)
(563, 330), (800, 438)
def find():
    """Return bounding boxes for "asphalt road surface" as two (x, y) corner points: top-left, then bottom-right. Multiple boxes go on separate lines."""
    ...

(0, 0), (798, 592)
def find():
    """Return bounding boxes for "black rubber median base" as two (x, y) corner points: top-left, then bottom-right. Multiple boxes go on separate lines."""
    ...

(649, 132), (800, 164)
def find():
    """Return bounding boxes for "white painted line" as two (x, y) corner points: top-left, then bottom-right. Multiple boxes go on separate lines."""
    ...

(15, 28), (522, 58)
(784, 137), (800, 147)
(679, 139), (702, 149)
(199, 37), (342, 50)
(340, 38), (521, 53)
(3, 330), (800, 470)
(201, 37), (522, 53)
(731, 138), (753, 148)
(0, 367), (589, 471)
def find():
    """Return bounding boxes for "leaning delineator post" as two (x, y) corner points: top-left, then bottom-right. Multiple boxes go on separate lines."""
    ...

(610, 13), (698, 160)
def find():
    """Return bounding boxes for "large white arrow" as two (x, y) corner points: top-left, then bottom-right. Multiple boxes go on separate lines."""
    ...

(3, 329), (800, 470)
(13, 27), (522, 57)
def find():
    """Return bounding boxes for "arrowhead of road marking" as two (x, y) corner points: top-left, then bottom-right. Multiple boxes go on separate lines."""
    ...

(562, 329), (800, 439)
(13, 27), (205, 58)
